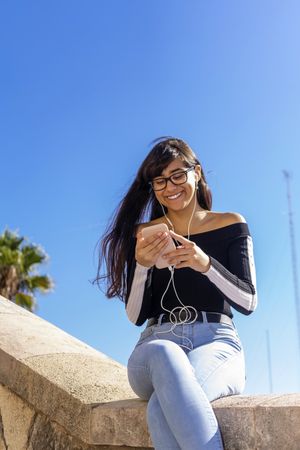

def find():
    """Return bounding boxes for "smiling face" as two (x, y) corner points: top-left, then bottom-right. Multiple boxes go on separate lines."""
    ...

(152, 159), (201, 212)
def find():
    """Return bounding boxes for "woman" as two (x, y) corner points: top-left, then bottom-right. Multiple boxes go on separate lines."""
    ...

(96, 137), (257, 450)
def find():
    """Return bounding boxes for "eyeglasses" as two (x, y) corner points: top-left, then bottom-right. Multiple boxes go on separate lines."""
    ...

(149, 166), (195, 191)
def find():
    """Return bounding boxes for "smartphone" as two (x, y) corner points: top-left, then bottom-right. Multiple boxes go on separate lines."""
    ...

(141, 223), (176, 269)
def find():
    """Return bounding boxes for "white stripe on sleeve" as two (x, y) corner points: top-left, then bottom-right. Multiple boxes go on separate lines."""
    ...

(204, 236), (257, 313)
(126, 262), (149, 324)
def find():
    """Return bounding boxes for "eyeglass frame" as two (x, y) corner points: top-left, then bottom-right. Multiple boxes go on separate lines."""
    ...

(148, 166), (196, 191)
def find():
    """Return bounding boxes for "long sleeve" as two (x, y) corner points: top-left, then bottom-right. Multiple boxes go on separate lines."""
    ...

(124, 223), (257, 324)
(125, 237), (153, 325)
(203, 234), (257, 315)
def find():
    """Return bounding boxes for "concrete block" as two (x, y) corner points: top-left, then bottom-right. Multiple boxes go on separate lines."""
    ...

(91, 399), (152, 447)
(0, 384), (35, 450)
(213, 394), (300, 450)
(0, 296), (137, 445)
(2, 296), (300, 449)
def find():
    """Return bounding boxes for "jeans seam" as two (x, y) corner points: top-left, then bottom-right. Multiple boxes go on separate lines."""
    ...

(128, 363), (151, 377)
(199, 347), (244, 388)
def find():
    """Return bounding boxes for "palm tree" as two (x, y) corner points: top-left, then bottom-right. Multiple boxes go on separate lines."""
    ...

(0, 229), (53, 311)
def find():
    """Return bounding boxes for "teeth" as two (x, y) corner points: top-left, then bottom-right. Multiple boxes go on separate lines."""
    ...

(167, 192), (182, 200)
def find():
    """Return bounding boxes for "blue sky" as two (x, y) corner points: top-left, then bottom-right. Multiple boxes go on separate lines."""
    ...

(1, 1), (300, 395)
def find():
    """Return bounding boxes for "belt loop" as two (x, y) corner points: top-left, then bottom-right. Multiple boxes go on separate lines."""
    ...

(158, 313), (164, 326)
(202, 311), (208, 323)
(147, 318), (155, 327)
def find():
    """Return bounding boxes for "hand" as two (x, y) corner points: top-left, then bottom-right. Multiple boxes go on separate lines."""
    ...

(135, 231), (170, 268)
(163, 230), (211, 272)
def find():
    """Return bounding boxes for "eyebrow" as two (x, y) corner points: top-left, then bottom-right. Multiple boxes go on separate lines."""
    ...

(156, 167), (186, 178)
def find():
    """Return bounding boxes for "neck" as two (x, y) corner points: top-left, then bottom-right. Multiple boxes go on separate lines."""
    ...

(164, 195), (205, 234)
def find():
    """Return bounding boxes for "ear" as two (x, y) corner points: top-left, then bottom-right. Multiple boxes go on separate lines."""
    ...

(194, 164), (201, 183)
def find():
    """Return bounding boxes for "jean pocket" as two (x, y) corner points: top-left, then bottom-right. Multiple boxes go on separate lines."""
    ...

(208, 321), (236, 334)
(136, 325), (155, 345)
(208, 322), (242, 350)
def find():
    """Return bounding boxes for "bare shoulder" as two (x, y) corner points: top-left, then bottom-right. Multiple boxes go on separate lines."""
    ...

(219, 212), (247, 226)
(201, 211), (246, 229)
(193, 210), (246, 234)
(135, 217), (166, 236)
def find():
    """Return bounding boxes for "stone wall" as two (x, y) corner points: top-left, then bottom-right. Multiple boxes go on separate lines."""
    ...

(1, 295), (300, 449)
(0, 384), (147, 450)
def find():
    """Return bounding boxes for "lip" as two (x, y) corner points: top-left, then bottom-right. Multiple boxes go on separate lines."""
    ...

(164, 191), (184, 200)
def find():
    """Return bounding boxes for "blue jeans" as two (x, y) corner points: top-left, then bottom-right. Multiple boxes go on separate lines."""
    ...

(127, 319), (245, 450)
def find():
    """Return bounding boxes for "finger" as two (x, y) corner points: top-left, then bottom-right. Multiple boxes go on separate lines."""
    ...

(167, 254), (190, 266)
(138, 232), (167, 248)
(174, 261), (190, 269)
(147, 233), (170, 252)
(138, 234), (169, 257)
(169, 230), (191, 245)
(163, 247), (192, 259)
(136, 234), (170, 266)
(148, 235), (170, 257)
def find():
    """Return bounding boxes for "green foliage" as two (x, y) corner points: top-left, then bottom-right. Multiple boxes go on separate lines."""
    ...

(0, 229), (53, 311)
(15, 292), (35, 310)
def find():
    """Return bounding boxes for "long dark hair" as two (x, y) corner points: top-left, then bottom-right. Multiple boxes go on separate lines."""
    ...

(94, 137), (212, 300)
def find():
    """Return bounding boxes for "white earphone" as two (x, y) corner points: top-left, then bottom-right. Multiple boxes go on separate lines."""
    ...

(154, 191), (199, 350)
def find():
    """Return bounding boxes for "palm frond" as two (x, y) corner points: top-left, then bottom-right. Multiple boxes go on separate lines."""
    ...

(0, 247), (21, 266)
(21, 245), (46, 272)
(0, 230), (24, 250)
(15, 292), (35, 311)
(23, 275), (53, 292)
(0, 228), (53, 311)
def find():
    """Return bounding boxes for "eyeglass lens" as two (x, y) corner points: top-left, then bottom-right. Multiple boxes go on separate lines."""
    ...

(151, 168), (193, 191)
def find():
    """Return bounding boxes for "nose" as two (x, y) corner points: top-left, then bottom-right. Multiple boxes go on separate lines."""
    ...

(164, 179), (178, 192)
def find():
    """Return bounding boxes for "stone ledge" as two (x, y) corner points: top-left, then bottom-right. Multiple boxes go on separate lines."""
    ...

(1, 295), (300, 449)
(213, 394), (300, 449)
(0, 295), (140, 447)
(0, 383), (148, 450)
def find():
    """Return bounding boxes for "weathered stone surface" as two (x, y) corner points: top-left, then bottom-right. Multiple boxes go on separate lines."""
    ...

(0, 384), (149, 450)
(0, 411), (7, 450)
(91, 399), (152, 447)
(26, 353), (132, 403)
(0, 296), (138, 445)
(2, 295), (300, 449)
(255, 401), (300, 450)
(0, 384), (35, 450)
(28, 411), (148, 450)
(213, 394), (300, 450)
(28, 413), (99, 450)
(0, 386), (148, 450)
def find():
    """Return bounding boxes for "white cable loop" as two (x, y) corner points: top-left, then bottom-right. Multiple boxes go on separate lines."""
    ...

(154, 193), (198, 350)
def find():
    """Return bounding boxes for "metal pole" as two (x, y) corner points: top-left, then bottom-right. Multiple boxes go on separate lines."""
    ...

(266, 329), (273, 393)
(283, 171), (300, 381)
